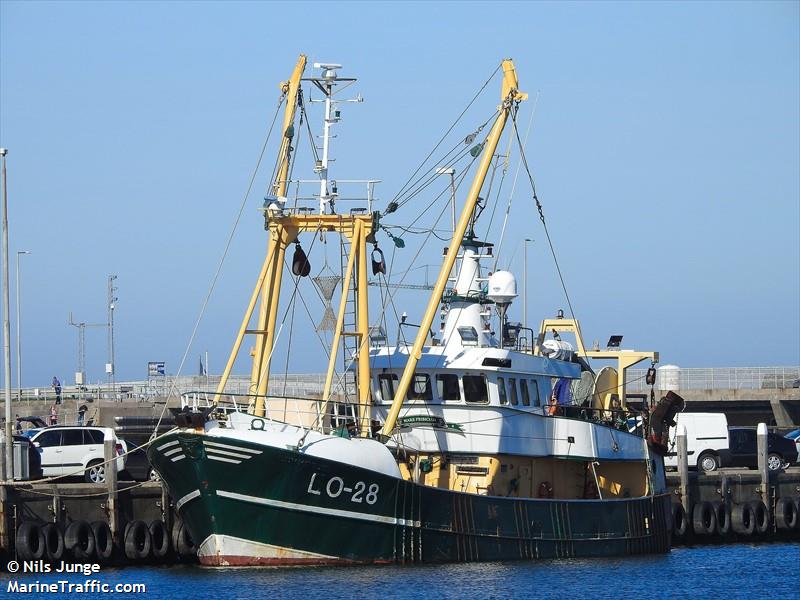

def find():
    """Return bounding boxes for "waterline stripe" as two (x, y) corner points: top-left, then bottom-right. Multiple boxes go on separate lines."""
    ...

(216, 490), (419, 527)
(176, 489), (201, 511)
(205, 441), (262, 455)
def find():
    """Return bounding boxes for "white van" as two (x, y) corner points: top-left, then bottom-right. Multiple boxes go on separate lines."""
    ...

(664, 412), (729, 473)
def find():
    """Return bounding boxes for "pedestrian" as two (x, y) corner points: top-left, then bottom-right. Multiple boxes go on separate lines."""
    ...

(49, 404), (58, 426)
(52, 376), (62, 405)
(77, 404), (87, 426)
(15, 414), (21, 434)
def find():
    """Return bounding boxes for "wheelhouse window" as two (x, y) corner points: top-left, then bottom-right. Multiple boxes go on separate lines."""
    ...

(407, 373), (432, 401)
(520, 380), (531, 406)
(464, 375), (488, 404)
(497, 377), (508, 405)
(377, 373), (398, 403)
(508, 378), (519, 406)
(529, 379), (541, 407)
(436, 374), (461, 401)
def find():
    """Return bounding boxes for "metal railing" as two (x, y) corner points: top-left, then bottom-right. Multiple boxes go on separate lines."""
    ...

(627, 366), (800, 392)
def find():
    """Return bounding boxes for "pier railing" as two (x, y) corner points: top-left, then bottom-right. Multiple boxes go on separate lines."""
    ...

(627, 366), (800, 392)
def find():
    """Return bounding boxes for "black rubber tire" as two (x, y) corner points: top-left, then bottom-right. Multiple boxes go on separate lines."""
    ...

(91, 521), (114, 561)
(15, 521), (45, 561)
(712, 501), (731, 536)
(671, 503), (688, 539)
(64, 520), (96, 560)
(40, 523), (64, 562)
(124, 520), (151, 560)
(751, 500), (770, 534)
(796, 498), (800, 531)
(731, 503), (756, 535)
(697, 452), (719, 473)
(149, 520), (170, 559)
(775, 497), (798, 530)
(84, 459), (106, 484)
(692, 501), (717, 535)
(172, 519), (196, 558)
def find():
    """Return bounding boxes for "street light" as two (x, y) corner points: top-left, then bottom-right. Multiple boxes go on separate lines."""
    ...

(435, 167), (457, 235)
(15, 250), (30, 401)
(523, 238), (532, 328)
(1, 147), (12, 480)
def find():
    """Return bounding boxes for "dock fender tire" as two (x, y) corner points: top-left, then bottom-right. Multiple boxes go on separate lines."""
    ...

(15, 521), (45, 561)
(671, 503), (688, 539)
(751, 500), (769, 534)
(149, 520), (170, 559)
(124, 520), (151, 561)
(795, 498), (800, 530)
(731, 503), (755, 536)
(91, 521), (114, 561)
(172, 519), (196, 558)
(711, 501), (730, 535)
(64, 520), (96, 560)
(775, 497), (797, 530)
(41, 523), (64, 562)
(692, 501), (717, 536)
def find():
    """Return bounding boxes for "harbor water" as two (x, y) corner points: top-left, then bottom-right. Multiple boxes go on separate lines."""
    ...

(2, 543), (797, 598)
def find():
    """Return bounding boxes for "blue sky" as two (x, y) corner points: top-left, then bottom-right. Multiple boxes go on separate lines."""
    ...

(1, 1), (798, 386)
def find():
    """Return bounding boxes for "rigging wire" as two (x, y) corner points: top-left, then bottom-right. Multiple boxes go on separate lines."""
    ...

(509, 108), (580, 325)
(151, 94), (287, 438)
(492, 92), (539, 271)
(390, 63), (502, 205)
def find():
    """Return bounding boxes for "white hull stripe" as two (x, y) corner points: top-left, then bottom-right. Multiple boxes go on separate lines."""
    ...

(197, 533), (337, 562)
(216, 489), (420, 527)
(156, 440), (180, 451)
(208, 455), (241, 464)
(171, 454), (186, 462)
(205, 441), (262, 455)
(164, 447), (183, 457)
(176, 489), (201, 511)
(205, 447), (254, 460)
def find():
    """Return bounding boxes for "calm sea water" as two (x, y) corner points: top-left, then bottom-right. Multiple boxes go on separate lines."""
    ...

(2, 543), (798, 599)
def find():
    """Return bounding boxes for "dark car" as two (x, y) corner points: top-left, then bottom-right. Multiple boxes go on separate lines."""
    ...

(723, 427), (799, 472)
(119, 439), (159, 482)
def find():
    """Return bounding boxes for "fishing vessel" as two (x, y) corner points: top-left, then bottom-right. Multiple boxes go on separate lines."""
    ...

(150, 56), (675, 566)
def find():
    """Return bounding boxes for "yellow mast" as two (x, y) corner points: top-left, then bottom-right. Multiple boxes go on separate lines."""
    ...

(380, 60), (527, 438)
(213, 55), (306, 408)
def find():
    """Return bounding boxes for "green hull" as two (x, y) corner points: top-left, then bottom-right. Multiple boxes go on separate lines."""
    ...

(149, 431), (672, 566)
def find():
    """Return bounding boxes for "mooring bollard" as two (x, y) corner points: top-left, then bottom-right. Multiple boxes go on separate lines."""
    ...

(677, 424), (689, 512)
(104, 438), (118, 544)
(756, 422), (771, 526)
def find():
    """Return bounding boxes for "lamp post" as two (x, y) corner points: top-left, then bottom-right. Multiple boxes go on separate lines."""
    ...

(523, 238), (532, 328)
(435, 167), (457, 235)
(1, 147), (12, 480)
(15, 250), (30, 401)
(107, 275), (118, 399)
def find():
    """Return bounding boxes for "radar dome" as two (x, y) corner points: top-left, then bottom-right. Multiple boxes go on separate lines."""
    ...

(488, 271), (517, 305)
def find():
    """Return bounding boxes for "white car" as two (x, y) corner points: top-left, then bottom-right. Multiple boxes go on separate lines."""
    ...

(26, 426), (126, 483)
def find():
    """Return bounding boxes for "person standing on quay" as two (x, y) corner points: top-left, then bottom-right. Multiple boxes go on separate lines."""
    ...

(52, 376), (62, 405)
(49, 404), (58, 426)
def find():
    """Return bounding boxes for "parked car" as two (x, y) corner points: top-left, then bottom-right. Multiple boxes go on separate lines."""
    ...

(664, 412), (730, 472)
(785, 428), (800, 457)
(118, 439), (159, 482)
(25, 426), (126, 483)
(725, 427), (799, 472)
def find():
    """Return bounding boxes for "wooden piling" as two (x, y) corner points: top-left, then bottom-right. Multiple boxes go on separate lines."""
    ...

(104, 438), (118, 543)
(677, 424), (689, 511)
